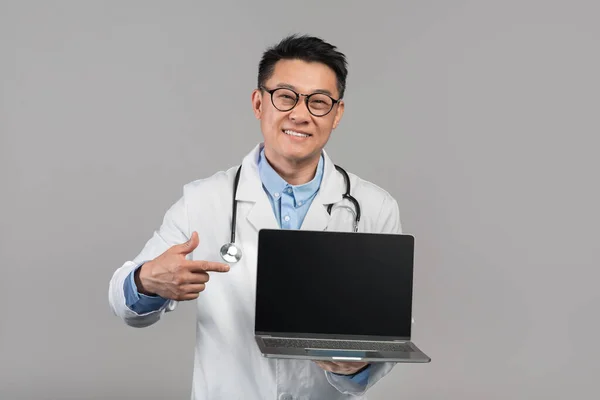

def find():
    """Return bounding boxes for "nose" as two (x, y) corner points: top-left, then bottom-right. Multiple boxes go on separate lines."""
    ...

(288, 96), (311, 123)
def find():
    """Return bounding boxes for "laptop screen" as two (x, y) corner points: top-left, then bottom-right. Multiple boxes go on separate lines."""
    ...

(255, 229), (414, 338)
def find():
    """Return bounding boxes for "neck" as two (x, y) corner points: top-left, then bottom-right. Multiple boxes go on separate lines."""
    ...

(263, 148), (320, 186)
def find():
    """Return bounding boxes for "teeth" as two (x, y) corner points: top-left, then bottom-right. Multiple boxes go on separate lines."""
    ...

(284, 130), (310, 138)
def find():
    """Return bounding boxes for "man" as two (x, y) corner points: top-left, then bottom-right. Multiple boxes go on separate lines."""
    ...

(109, 34), (402, 399)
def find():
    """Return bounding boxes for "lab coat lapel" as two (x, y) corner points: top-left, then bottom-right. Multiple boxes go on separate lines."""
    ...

(246, 196), (279, 232)
(300, 149), (344, 231)
(299, 200), (330, 231)
(235, 144), (279, 232)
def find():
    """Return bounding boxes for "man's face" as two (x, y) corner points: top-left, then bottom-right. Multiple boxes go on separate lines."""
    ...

(252, 59), (344, 167)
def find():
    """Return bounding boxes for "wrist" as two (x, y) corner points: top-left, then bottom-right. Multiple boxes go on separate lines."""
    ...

(135, 262), (157, 296)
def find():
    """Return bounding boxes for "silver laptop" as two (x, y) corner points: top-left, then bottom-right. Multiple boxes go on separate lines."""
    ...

(254, 229), (431, 363)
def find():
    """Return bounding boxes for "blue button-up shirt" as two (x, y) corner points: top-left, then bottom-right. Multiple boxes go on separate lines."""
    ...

(258, 148), (324, 229)
(122, 148), (370, 385)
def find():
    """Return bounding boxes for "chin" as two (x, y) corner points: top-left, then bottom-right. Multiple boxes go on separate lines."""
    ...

(266, 137), (321, 163)
(284, 149), (320, 163)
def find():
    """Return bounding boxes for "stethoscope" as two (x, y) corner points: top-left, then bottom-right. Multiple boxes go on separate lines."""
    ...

(219, 164), (361, 263)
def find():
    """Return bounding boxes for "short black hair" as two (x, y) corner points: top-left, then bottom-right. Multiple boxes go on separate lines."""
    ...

(257, 34), (348, 99)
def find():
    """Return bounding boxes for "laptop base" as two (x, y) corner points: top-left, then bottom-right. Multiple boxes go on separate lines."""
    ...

(255, 336), (431, 363)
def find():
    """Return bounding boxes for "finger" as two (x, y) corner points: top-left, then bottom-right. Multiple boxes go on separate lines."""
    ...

(183, 271), (210, 285)
(313, 361), (329, 370)
(177, 292), (200, 301)
(183, 259), (230, 273)
(314, 361), (335, 371)
(171, 231), (200, 255)
(181, 283), (206, 294)
(314, 361), (346, 374)
(313, 360), (367, 374)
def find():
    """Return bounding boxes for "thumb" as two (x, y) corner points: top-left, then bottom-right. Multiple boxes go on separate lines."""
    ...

(174, 231), (199, 254)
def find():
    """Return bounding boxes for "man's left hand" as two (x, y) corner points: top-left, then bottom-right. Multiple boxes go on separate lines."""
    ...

(314, 361), (369, 375)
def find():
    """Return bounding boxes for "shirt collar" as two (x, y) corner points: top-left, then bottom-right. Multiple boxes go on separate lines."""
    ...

(257, 147), (324, 204)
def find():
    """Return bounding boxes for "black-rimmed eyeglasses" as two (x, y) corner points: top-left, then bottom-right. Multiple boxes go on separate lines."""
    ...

(260, 86), (340, 117)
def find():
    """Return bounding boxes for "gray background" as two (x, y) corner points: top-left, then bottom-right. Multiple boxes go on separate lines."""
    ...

(1, 1), (598, 399)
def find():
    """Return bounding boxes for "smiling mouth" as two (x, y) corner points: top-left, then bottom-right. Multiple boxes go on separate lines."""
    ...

(283, 129), (312, 138)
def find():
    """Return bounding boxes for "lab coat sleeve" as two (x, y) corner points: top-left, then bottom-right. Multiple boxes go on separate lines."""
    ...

(324, 193), (402, 395)
(108, 191), (190, 328)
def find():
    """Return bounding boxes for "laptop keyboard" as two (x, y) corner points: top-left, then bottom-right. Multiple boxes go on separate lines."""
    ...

(263, 338), (412, 352)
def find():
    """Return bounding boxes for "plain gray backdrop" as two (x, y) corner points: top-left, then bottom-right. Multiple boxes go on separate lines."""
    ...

(1, 1), (598, 399)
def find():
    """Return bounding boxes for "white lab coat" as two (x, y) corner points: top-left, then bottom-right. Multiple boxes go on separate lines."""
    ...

(108, 143), (403, 400)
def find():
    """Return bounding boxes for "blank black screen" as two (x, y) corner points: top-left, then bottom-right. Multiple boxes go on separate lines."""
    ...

(255, 229), (414, 337)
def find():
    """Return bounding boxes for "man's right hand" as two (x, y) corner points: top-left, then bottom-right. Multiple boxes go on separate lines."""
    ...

(134, 231), (230, 301)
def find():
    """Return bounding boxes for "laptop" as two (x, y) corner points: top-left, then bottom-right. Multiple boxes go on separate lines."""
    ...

(254, 229), (431, 363)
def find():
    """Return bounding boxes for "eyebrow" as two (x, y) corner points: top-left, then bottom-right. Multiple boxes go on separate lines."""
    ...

(275, 83), (334, 97)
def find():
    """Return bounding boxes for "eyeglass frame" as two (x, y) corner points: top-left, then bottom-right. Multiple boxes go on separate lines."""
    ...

(259, 85), (341, 117)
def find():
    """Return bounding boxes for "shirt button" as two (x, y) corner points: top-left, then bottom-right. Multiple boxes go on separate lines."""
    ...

(284, 215), (290, 222)
(287, 188), (292, 194)
(298, 201), (303, 206)
(274, 192), (280, 198)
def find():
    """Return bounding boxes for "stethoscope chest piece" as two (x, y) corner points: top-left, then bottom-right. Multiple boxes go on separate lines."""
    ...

(220, 242), (242, 263)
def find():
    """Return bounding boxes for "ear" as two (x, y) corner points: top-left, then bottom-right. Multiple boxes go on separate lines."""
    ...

(332, 100), (345, 129)
(251, 89), (263, 119)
